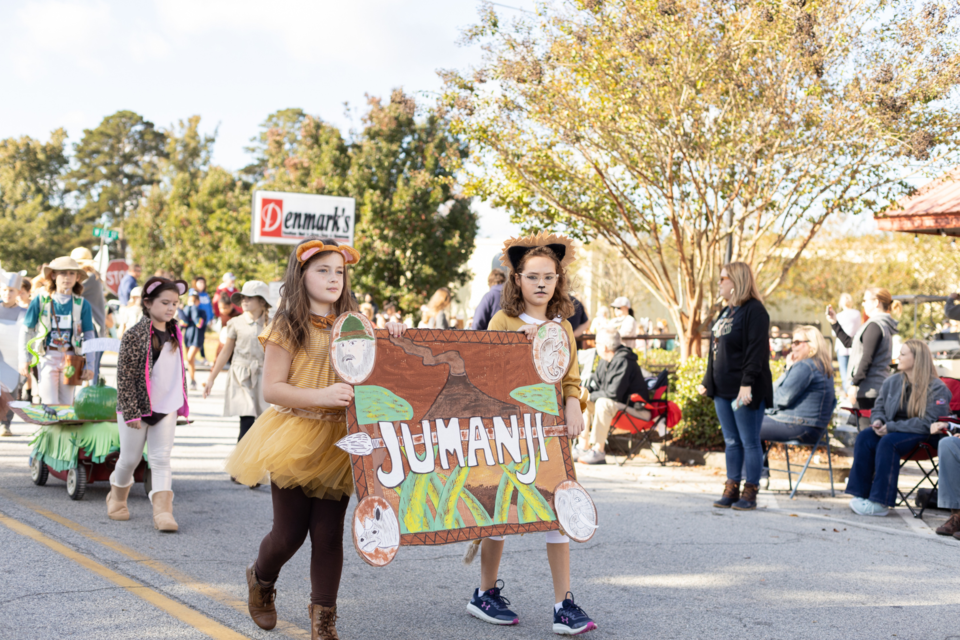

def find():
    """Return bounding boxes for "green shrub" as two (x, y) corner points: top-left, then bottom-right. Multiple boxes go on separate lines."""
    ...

(669, 356), (724, 450)
(636, 348), (681, 369)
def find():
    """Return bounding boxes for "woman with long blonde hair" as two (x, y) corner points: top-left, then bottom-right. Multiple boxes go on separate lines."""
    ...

(760, 326), (836, 445)
(846, 339), (951, 516)
(699, 262), (773, 511)
(421, 287), (452, 329)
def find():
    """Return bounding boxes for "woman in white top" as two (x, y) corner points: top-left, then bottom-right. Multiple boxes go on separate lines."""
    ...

(611, 296), (639, 348)
(834, 293), (863, 392)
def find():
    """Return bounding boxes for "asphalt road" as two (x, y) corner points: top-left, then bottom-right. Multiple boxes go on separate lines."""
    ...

(2, 362), (960, 639)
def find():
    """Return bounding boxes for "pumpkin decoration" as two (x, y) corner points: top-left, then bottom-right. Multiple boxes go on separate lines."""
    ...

(74, 377), (118, 421)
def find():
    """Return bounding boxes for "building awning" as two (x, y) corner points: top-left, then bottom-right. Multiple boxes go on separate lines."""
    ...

(875, 168), (960, 236)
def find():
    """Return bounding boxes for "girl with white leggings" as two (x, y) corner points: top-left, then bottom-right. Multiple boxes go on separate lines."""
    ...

(108, 277), (190, 533)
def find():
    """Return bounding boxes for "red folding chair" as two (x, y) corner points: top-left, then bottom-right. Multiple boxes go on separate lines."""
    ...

(606, 372), (682, 466)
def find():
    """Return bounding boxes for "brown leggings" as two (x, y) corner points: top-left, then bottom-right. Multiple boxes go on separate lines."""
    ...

(254, 483), (350, 606)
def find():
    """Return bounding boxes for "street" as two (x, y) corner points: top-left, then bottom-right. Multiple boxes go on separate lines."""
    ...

(2, 362), (959, 640)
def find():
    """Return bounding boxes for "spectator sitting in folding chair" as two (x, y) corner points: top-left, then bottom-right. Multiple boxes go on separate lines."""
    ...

(761, 326), (836, 445)
(933, 422), (960, 536)
(575, 329), (649, 465)
(846, 340), (951, 517)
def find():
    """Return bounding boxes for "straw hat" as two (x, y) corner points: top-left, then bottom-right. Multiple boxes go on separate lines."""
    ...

(43, 256), (88, 283)
(231, 280), (271, 307)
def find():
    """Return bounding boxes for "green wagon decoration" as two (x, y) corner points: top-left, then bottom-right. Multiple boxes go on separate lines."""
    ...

(331, 315), (598, 568)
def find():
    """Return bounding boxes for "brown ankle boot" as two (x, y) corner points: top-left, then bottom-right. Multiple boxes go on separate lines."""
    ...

(309, 604), (340, 640)
(937, 513), (960, 536)
(713, 480), (740, 508)
(733, 482), (759, 510)
(246, 563), (277, 630)
(106, 484), (131, 521)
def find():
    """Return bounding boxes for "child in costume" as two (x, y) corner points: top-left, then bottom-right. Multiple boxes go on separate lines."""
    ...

(108, 277), (190, 533)
(179, 289), (207, 391)
(226, 238), (406, 640)
(0, 271), (26, 436)
(470, 233), (597, 636)
(18, 256), (96, 405)
(203, 280), (270, 445)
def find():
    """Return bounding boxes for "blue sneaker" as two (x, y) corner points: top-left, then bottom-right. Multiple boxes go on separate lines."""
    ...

(467, 579), (519, 625)
(553, 592), (597, 635)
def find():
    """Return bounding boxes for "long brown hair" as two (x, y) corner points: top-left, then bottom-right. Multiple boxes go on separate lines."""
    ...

(422, 287), (451, 323)
(41, 273), (84, 296)
(899, 339), (938, 419)
(865, 286), (903, 317)
(267, 237), (358, 352)
(500, 246), (575, 320)
(141, 276), (186, 350)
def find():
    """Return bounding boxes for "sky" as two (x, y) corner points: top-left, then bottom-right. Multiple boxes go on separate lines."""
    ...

(0, 0), (536, 237)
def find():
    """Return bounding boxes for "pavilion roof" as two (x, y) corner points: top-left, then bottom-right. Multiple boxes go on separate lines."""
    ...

(875, 168), (960, 236)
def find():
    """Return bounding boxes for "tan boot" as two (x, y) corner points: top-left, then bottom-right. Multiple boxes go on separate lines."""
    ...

(246, 563), (277, 630)
(151, 490), (178, 532)
(106, 484), (131, 521)
(309, 604), (340, 640)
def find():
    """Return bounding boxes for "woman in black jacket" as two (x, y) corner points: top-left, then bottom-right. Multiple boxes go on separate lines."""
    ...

(699, 262), (774, 511)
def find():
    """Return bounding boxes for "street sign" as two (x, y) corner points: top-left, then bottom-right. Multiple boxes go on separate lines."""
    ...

(93, 227), (119, 241)
(251, 190), (355, 246)
(104, 259), (129, 296)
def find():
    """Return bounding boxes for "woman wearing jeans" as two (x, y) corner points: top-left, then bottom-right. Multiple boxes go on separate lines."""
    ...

(699, 262), (773, 511)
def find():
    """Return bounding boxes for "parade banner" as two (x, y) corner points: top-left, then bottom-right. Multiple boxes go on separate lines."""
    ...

(331, 312), (598, 567)
(251, 190), (355, 246)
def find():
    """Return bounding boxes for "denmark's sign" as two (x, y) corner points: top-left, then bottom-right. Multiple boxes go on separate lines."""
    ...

(250, 190), (355, 246)
(330, 312), (598, 567)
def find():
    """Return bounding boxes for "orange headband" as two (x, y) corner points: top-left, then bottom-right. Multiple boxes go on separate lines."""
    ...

(296, 240), (360, 265)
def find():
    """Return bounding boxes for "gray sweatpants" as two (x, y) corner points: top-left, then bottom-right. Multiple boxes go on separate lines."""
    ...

(938, 436), (960, 510)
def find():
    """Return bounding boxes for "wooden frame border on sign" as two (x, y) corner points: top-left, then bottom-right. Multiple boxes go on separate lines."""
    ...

(344, 328), (578, 546)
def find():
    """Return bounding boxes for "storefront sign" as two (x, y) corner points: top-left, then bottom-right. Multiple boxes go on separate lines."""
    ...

(250, 190), (355, 246)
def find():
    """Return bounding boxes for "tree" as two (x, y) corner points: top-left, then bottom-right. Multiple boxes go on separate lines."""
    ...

(0, 129), (73, 271)
(442, 0), (960, 356)
(253, 93), (478, 315)
(126, 117), (281, 283)
(67, 110), (167, 251)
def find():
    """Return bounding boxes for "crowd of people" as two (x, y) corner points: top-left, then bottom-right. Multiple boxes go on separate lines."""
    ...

(8, 236), (960, 637)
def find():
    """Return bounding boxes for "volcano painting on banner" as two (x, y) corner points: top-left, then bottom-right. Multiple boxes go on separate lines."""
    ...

(331, 315), (598, 567)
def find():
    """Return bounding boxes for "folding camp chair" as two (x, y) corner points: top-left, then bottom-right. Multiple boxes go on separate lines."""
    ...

(896, 436), (942, 518)
(762, 425), (835, 499)
(606, 370), (682, 466)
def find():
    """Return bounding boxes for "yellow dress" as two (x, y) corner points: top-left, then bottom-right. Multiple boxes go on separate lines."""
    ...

(225, 319), (353, 500)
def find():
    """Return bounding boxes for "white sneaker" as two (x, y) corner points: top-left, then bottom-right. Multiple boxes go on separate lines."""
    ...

(851, 496), (889, 516)
(579, 449), (607, 465)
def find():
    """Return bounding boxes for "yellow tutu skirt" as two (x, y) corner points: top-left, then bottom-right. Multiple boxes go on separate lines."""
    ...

(225, 407), (354, 500)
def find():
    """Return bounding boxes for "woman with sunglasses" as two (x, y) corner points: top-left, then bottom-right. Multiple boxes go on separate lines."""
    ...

(699, 262), (773, 511)
(760, 326), (836, 445)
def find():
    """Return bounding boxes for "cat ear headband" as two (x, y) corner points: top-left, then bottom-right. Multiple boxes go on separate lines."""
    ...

(296, 240), (360, 266)
(500, 232), (576, 271)
(144, 278), (188, 296)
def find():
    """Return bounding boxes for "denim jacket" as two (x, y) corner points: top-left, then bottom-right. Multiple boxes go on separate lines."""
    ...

(765, 359), (836, 427)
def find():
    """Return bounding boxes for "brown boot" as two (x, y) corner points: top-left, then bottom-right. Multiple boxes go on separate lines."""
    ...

(937, 512), (960, 536)
(106, 484), (131, 521)
(713, 480), (740, 508)
(246, 563), (277, 630)
(151, 491), (178, 532)
(732, 482), (759, 510)
(309, 604), (340, 640)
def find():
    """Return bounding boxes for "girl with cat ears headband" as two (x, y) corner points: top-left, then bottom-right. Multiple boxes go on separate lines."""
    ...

(296, 240), (360, 267)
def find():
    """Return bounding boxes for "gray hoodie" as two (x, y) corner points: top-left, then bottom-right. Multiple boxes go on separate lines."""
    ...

(871, 373), (951, 435)
(850, 313), (897, 397)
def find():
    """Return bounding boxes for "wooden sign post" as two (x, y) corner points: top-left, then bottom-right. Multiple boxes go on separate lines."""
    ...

(331, 312), (598, 567)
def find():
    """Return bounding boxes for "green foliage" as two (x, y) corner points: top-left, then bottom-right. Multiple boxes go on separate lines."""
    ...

(636, 348), (681, 369)
(669, 356), (723, 450)
(253, 91), (478, 315)
(125, 117), (287, 283)
(354, 385), (414, 425)
(0, 129), (74, 271)
(67, 111), (167, 248)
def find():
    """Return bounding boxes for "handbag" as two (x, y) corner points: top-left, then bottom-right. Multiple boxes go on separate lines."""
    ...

(62, 354), (86, 386)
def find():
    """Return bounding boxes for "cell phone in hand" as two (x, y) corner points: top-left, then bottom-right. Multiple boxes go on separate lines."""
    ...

(731, 398), (744, 411)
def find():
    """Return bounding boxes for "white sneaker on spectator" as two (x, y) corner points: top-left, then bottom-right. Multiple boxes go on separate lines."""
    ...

(579, 449), (606, 465)
(851, 497), (888, 517)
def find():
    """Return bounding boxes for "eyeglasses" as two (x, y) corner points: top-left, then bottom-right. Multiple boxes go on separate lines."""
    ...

(791, 340), (809, 346)
(519, 274), (558, 285)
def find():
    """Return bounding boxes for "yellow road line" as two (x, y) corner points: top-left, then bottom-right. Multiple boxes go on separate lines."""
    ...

(0, 510), (249, 640)
(0, 490), (309, 639)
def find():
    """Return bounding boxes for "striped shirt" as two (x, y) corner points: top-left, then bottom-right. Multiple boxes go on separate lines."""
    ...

(259, 321), (344, 416)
